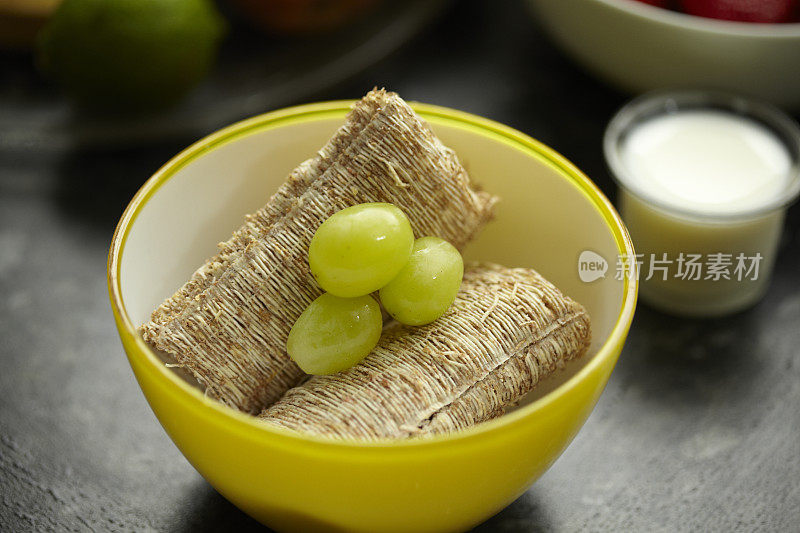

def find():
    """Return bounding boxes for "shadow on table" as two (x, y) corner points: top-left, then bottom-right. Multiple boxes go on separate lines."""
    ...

(177, 483), (359, 532)
(615, 298), (767, 414)
(50, 143), (189, 236)
(177, 485), (267, 532)
(470, 491), (551, 532)
(176, 482), (552, 532)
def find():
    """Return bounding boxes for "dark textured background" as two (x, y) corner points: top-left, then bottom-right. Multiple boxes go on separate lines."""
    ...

(1, 1), (798, 531)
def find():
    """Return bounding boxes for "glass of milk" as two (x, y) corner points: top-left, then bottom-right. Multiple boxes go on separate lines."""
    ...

(604, 91), (800, 317)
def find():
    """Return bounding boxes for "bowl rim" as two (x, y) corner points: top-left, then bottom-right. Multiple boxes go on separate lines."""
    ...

(596, 0), (800, 37)
(107, 100), (638, 453)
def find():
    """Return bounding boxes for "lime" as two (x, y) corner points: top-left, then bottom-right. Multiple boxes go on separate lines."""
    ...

(37, 0), (226, 111)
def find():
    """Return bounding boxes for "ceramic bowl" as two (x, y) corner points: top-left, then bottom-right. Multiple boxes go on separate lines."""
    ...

(108, 101), (637, 532)
(527, 0), (800, 109)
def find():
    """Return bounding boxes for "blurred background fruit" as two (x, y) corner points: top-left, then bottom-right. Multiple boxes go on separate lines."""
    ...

(630, 0), (799, 21)
(36, 0), (226, 111)
(0, 0), (446, 149)
(0, 0), (60, 49)
(680, 0), (797, 22)
(633, 0), (672, 7)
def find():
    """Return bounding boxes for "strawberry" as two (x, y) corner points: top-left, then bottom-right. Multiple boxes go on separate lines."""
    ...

(680, 0), (797, 23)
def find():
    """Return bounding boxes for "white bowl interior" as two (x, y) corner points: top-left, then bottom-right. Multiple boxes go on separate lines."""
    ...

(120, 115), (626, 405)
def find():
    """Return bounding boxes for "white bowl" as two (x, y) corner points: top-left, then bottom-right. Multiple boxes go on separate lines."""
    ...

(527, 0), (800, 108)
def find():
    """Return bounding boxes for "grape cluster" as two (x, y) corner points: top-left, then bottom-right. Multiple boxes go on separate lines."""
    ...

(288, 203), (464, 375)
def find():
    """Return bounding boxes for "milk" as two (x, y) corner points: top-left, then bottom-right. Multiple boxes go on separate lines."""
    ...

(621, 111), (791, 215)
(606, 99), (799, 317)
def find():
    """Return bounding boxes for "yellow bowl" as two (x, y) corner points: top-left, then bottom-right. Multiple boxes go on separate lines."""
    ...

(107, 101), (637, 532)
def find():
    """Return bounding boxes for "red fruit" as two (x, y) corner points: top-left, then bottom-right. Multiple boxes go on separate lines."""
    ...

(680, 0), (797, 23)
(632, 0), (672, 7)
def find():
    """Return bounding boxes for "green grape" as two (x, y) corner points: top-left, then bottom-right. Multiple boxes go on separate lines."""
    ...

(309, 203), (414, 297)
(287, 293), (382, 375)
(379, 236), (463, 326)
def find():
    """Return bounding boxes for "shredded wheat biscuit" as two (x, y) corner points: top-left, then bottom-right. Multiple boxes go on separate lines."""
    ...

(147, 94), (385, 328)
(258, 264), (591, 440)
(140, 89), (498, 414)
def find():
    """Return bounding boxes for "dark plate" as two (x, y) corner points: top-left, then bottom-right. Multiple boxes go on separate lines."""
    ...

(0, 0), (448, 152)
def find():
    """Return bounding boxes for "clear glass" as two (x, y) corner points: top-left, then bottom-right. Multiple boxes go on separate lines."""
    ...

(604, 90), (800, 317)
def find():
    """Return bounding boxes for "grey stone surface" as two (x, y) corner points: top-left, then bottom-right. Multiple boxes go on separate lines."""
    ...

(1, 1), (798, 531)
